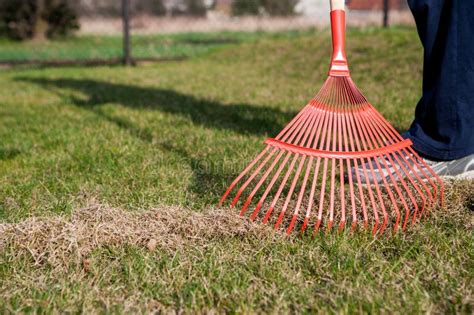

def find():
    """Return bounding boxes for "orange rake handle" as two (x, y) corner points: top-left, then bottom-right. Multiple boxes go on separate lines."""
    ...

(329, 0), (349, 77)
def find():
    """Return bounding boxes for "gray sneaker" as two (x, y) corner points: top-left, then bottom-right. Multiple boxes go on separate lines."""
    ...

(352, 154), (474, 184)
(425, 155), (474, 180)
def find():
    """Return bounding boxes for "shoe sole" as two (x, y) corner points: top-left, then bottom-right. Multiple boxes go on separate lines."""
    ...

(442, 170), (474, 181)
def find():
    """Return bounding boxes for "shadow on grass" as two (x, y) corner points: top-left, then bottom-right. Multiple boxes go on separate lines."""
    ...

(19, 77), (293, 137)
(0, 56), (186, 69)
(176, 38), (241, 45)
(19, 77), (296, 205)
(0, 148), (21, 160)
(132, 37), (241, 46)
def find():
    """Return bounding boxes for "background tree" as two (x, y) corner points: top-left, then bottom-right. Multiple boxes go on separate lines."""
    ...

(0, 0), (36, 40)
(231, 0), (261, 16)
(33, 0), (47, 40)
(232, 0), (297, 16)
(46, 0), (79, 38)
(383, 0), (389, 27)
(186, 0), (207, 17)
(262, 0), (298, 16)
(0, 0), (79, 40)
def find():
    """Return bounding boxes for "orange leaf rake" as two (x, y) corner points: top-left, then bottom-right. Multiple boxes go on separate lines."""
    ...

(220, 1), (444, 235)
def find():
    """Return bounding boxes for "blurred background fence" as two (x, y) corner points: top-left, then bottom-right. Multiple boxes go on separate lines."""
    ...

(0, 0), (412, 67)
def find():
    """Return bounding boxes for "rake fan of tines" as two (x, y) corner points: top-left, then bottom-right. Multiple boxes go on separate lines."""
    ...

(219, 1), (444, 236)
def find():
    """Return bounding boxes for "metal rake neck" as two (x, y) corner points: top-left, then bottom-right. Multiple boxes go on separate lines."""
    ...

(329, 10), (350, 77)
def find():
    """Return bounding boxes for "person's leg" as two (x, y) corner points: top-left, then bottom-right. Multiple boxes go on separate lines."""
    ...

(352, 1), (474, 183)
(406, 0), (474, 161)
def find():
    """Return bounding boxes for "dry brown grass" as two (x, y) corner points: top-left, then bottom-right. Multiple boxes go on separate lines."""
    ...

(0, 203), (276, 271)
(0, 204), (282, 313)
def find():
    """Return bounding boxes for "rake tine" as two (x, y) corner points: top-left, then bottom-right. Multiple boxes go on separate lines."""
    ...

(340, 85), (357, 231)
(315, 158), (329, 234)
(230, 149), (278, 208)
(332, 83), (346, 233)
(247, 113), (314, 220)
(369, 112), (435, 212)
(275, 156), (307, 230)
(240, 150), (285, 215)
(344, 113), (368, 230)
(276, 106), (312, 142)
(221, 106), (313, 206)
(389, 152), (424, 226)
(353, 159), (369, 230)
(280, 108), (313, 143)
(368, 158), (392, 234)
(347, 113), (381, 234)
(370, 108), (444, 208)
(409, 148), (445, 207)
(263, 154), (299, 224)
(405, 149), (440, 211)
(327, 90), (341, 232)
(363, 113), (420, 229)
(327, 125), (338, 231)
(366, 112), (427, 222)
(250, 107), (319, 220)
(337, 112), (347, 232)
(284, 114), (326, 232)
(327, 157), (337, 232)
(301, 157), (321, 234)
(345, 161), (357, 231)
(304, 101), (333, 234)
(273, 105), (325, 229)
(356, 107), (404, 233)
(289, 104), (332, 234)
(355, 114), (397, 234)
(250, 153), (292, 220)
(379, 156), (410, 233)
(359, 112), (412, 233)
(397, 150), (432, 205)
(288, 157), (313, 234)
(315, 99), (337, 234)
(343, 78), (371, 231)
(386, 155), (419, 230)
(338, 160), (346, 232)
(220, 147), (270, 205)
(361, 159), (381, 234)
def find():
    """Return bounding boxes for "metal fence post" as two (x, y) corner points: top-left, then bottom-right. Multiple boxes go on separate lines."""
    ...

(122, 0), (132, 65)
(383, 0), (389, 28)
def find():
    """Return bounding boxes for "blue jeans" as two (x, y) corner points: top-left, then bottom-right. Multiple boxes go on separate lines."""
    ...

(405, 0), (474, 160)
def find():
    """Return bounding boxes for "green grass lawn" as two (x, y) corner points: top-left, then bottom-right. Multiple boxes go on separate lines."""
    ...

(0, 27), (473, 313)
(0, 31), (303, 62)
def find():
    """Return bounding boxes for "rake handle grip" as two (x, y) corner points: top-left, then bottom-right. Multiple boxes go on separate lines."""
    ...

(329, 1), (349, 76)
(330, 0), (345, 11)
